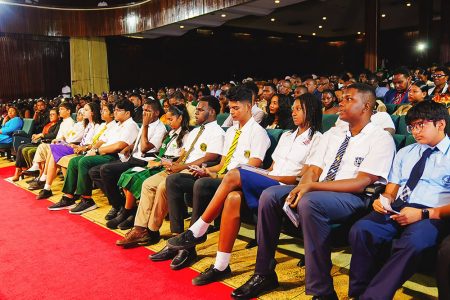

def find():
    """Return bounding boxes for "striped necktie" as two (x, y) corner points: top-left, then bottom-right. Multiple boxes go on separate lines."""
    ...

(323, 134), (351, 181)
(391, 147), (437, 210)
(181, 125), (205, 164)
(218, 129), (242, 175)
(92, 124), (107, 144)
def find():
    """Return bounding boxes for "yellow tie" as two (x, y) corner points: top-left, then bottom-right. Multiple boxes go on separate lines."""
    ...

(92, 124), (107, 144)
(218, 129), (241, 175)
(181, 125), (205, 164)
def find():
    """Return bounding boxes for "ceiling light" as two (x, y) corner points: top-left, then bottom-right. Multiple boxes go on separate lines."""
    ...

(221, 14), (226, 17)
(417, 42), (427, 52)
(357, 31), (361, 34)
(274, 0), (280, 3)
(312, 32), (316, 36)
(270, 18), (276, 22)
(406, 2), (411, 6)
(322, 17), (327, 20)
(298, 35), (302, 38)
(179, 25), (185, 29)
(318, 25), (323, 29)
(381, 14), (386, 18)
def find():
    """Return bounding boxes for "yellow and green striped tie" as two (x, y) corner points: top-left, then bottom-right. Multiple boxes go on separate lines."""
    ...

(218, 129), (242, 175)
(92, 124), (108, 144)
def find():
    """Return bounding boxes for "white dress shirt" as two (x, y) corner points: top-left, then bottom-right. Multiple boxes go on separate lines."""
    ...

(183, 120), (225, 164)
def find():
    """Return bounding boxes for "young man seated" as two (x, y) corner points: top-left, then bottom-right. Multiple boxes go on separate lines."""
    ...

(348, 101), (450, 299)
(231, 83), (396, 299)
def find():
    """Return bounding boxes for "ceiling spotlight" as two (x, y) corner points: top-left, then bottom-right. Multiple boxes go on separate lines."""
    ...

(322, 16), (327, 20)
(312, 32), (316, 36)
(179, 25), (185, 29)
(357, 31), (361, 34)
(274, 0), (280, 3)
(417, 42), (427, 52)
(221, 14), (226, 17)
(406, 2), (411, 6)
(270, 18), (276, 22)
(381, 14), (386, 18)
(298, 35), (302, 38)
(318, 25), (323, 29)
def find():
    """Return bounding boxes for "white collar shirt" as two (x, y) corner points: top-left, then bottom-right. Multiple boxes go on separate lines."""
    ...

(132, 119), (167, 160)
(184, 121), (225, 164)
(102, 117), (139, 147)
(222, 117), (271, 171)
(55, 117), (75, 140)
(164, 127), (188, 158)
(79, 122), (100, 146)
(269, 129), (322, 176)
(307, 122), (395, 183)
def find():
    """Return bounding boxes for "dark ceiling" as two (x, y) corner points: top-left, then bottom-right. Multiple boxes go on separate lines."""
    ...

(6, 0), (138, 8)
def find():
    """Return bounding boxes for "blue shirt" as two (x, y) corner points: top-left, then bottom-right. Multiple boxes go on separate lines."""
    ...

(388, 136), (450, 208)
(383, 89), (409, 104)
(0, 117), (24, 144)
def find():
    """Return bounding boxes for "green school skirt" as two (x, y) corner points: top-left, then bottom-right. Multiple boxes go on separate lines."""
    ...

(117, 166), (165, 199)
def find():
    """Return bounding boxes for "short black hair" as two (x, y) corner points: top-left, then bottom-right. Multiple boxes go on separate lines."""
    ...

(129, 93), (141, 99)
(170, 91), (185, 102)
(434, 66), (450, 77)
(199, 95), (221, 116)
(144, 99), (164, 117)
(263, 82), (277, 92)
(59, 102), (73, 113)
(392, 66), (411, 78)
(411, 80), (429, 94)
(406, 101), (448, 126)
(115, 99), (135, 115)
(243, 81), (259, 97)
(347, 83), (376, 108)
(226, 85), (252, 104)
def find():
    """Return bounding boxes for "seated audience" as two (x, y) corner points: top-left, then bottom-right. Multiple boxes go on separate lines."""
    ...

(393, 80), (429, 116)
(384, 67), (412, 105)
(321, 89), (339, 115)
(167, 93), (322, 285)
(0, 106), (23, 144)
(260, 94), (294, 129)
(47, 100), (139, 214)
(348, 101), (449, 299)
(115, 96), (224, 246)
(229, 83), (395, 299)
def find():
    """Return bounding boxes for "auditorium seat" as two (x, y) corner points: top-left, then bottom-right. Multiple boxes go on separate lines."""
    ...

(385, 104), (399, 114)
(396, 115), (409, 135)
(216, 113), (229, 126)
(321, 114), (339, 133)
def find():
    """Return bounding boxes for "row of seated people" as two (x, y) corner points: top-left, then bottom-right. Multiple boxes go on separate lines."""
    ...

(2, 83), (449, 299)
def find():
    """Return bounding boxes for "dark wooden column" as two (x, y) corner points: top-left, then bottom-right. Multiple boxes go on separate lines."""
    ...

(418, 0), (433, 65)
(364, 0), (379, 72)
(440, 0), (450, 64)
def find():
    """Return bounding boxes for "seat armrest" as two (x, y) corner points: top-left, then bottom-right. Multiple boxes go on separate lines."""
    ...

(12, 130), (29, 137)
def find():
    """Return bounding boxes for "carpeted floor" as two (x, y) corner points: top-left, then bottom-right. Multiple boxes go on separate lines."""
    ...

(0, 158), (438, 299)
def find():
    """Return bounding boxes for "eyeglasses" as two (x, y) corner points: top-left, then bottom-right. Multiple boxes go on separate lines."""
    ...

(431, 74), (446, 78)
(407, 119), (434, 133)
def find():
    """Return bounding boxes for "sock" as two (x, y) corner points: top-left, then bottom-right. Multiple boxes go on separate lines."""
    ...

(214, 251), (231, 271)
(189, 217), (209, 238)
(28, 163), (39, 171)
(39, 174), (47, 182)
(44, 184), (51, 190)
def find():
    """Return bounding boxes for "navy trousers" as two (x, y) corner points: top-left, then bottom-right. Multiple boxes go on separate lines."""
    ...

(349, 209), (449, 299)
(256, 185), (366, 296)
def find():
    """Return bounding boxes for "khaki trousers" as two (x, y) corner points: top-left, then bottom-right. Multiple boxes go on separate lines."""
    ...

(135, 169), (190, 232)
(32, 143), (50, 164)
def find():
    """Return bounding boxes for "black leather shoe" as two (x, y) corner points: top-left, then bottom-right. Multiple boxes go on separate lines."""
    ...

(106, 208), (128, 229)
(149, 246), (178, 262)
(311, 291), (338, 300)
(170, 248), (197, 270)
(192, 264), (231, 286)
(28, 180), (45, 191)
(231, 273), (279, 299)
(118, 214), (135, 230)
(167, 230), (206, 250)
(36, 189), (52, 200)
(105, 207), (120, 221)
(23, 169), (40, 177)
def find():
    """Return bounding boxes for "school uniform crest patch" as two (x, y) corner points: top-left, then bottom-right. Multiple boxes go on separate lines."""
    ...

(354, 157), (364, 167)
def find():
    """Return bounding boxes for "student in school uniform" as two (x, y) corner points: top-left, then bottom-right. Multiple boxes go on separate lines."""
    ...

(230, 83), (396, 300)
(150, 85), (271, 271)
(348, 101), (450, 300)
(166, 93), (323, 286)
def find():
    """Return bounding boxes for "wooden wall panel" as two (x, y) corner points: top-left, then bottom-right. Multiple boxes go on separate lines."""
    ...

(0, 34), (70, 101)
(0, 0), (251, 37)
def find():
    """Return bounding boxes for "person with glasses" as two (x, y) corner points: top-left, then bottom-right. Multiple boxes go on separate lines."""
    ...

(47, 100), (139, 214)
(429, 67), (449, 98)
(231, 83), (395, 300)
(348, 101), (449, 299)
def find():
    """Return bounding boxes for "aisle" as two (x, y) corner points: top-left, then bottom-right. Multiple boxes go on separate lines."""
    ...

(0, 166), (233, 300)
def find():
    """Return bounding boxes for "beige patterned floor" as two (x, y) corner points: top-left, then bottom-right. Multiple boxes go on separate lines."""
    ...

(1, 156), (438, 299)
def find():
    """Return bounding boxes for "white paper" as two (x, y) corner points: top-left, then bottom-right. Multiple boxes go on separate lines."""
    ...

(237, 164), (269, 176)
(131, 166), (146, 172)
(283, 202), (300, 227)
(379, 194), (400, 214)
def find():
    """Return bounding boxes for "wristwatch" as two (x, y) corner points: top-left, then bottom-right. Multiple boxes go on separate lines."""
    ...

(421, 209), (429, 220)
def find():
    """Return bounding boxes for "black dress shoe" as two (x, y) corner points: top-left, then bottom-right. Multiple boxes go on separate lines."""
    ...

(118, 214), (135, 230)
(167, 230), (206, 250)
(23, 169), (40, 177)
(105, 207), (120, 221)
(170, 248), (197, 270)
(231, 273), (279, 299)
(36, 189), (53, 200)
(28, 180), (45, 191)
(192, 264), (231, 286)
(106, 208), (128, 229)
(311, 291), (338, 300)
(149, 246), (178, 262)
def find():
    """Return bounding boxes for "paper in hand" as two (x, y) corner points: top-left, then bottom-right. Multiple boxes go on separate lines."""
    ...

(379, 194), (400, 214)
(283, 202), (300, 227)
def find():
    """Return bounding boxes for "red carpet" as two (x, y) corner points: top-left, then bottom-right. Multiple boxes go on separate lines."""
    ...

(0, 167), (233, 300)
